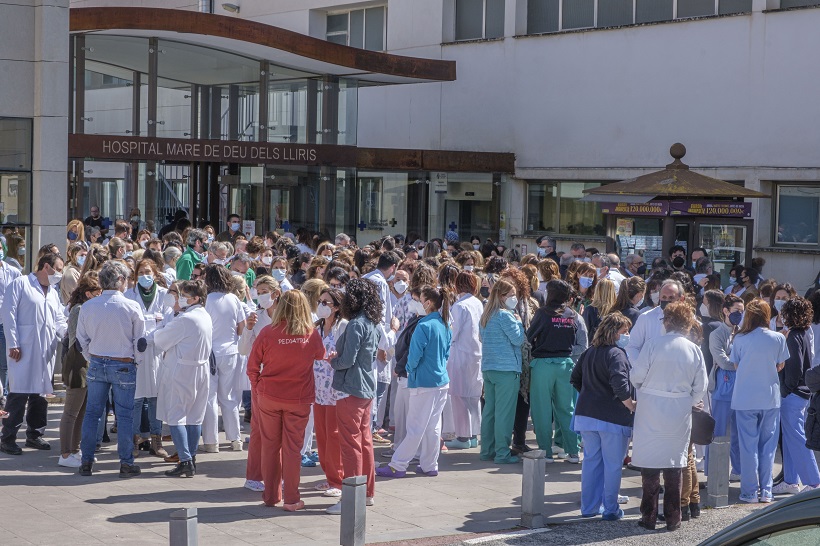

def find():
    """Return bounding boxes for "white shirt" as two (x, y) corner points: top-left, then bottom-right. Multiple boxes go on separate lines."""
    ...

(363, 269), (392, 332)
(76, 290), (145, 360)
(625, 305), (665, 364)
(163, 264), (177, 285)
(606, 269), (626, 293)
(205, 291), (245, 357)
(0, 261), (22, 325)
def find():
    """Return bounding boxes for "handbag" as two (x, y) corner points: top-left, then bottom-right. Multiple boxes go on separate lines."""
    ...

(61, 338), (88, 389)
(209, 351), (217, 375)
(691, 406), (716, 445)
(712, 368), (737, 402)
(519, 339), (533, 403)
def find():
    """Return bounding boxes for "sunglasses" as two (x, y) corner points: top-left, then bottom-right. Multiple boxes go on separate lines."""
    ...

(318, 300), (334, 306)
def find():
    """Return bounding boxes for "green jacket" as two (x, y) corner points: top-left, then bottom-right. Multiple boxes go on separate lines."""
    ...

(176, 246), (202, 281)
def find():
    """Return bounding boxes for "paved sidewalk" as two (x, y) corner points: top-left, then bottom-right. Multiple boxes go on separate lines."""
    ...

(0, 405), (768, 545)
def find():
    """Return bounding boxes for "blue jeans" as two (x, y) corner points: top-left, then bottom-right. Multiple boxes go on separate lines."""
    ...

(736, 408), (780, 500)
(372, 381), (388, 430)
(781, 394), (820, 487)
(707, 398), (741, 475)
(0, 325), (7, 397)
(81, 358), (137, 465)
(132, 397), (162, 438)
(170, 425), (201, 463)
(242, 390), (252, 412)
(579, 430), (630, 517)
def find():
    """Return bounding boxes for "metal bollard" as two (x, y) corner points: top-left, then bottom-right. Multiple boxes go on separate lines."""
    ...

(706, 436), (730, 508)
(340, 475), (367, 546)
(169, 507), (198, 546)
(520, 449), (547, 528)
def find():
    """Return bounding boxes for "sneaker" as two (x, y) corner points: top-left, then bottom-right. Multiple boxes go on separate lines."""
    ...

(300, 454), (317, 467)
(244, 480), (265, 492)
(444, 439), (471, 450)
(802, 484), (820, 492)
(554, 452), (569, 460)
(58, 454), (82, 468)
(119, 463), (141, 479)
(315, 481), (331, 491)
(566, 455), (581, 464)
(25, 437), (51, 450)
(326, 502), (342, 515)
(551, 445), (564, 455)
(0, 442), (22, 455)
(759, 496), (774, 503)
(772, 482), (800, 495)
(739, 494), (759, 504)
(544, 457), (555, 464)
(375, 465), (406, 478)
(730, 473), (741, 482)
(79, 462), (93, 476)
(200, 443), (219, 453)
(366, 497), (375, 507)
(230, 440), (243, 452)
(415, 466), (439, 477)
(308, 451), (320, 463)
(602, 508), (624, 521)
(470, 437), (478, 448)
(618, 495), (629, 504)
(372, 433), (391, 445)
(323, 487), (342, 497)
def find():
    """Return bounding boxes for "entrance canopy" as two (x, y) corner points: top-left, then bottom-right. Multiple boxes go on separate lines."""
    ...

(70, 7), (456, 85)
(581, 143), (769, 202)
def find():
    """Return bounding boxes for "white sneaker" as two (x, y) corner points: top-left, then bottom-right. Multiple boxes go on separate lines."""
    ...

(551, 446), (564, 455)
(566, 455), (581, 464)
(802, 484), (820, 492)
(231, 440), (243, 452)
(244, 480), (265, 492)
(58, 454), (81, 468)
(323, 488), (342, 497)
(772, 482), (800, 495)
(730, 473), (741, 482)
(366, 497), (375, 507)
(326, 501), (342, 515)
(618, 495), (629, 504)
(201, 443), (219, 453)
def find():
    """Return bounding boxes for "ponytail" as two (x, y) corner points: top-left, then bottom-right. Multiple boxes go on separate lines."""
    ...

(421, 286), (451, 327)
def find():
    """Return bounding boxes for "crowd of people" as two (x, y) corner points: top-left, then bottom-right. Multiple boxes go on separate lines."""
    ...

(2, 211), (820, 528)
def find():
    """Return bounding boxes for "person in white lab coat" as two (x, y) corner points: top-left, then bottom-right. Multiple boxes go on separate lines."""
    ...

(126, 259), (173, 459)
(0, 250), (23, 406)
(0, 253), (67, 455)
(444, 272), (484, 450)
(142, 279), (213, 478)
(625, 279), (687, 363)
(631, 301), (708, 532)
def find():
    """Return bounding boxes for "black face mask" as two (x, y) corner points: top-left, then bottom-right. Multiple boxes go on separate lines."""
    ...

(672, 256), (685, 268)
(659, 300), (671, 310)
(480, 287), (490, 298)
(637, 265), (647, 277)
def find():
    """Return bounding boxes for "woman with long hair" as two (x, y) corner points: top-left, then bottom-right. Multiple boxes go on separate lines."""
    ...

(247, 290), (326, 510)
(327, 278), (383, 514)
(582, 278), (617, 342)
(569, 262), (597, 312)
(571, 312), (635, 520)
(730, 299), (790, 503)
(772, 297), (820, 495)
(612, 276), (646, 329)
(631, 302), (708, 531)
(60, 242), (89, 304)
(66, 219), (85, 247)
(479, 279), (526, 464)
(770, 283), (797, 332)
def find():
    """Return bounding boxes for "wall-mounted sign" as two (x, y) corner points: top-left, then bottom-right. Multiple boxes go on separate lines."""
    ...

(433, 172), (448, 194)
(669, 201), (752, 218)
(69, 134), (357, 167)
(599, 202), (670, 216)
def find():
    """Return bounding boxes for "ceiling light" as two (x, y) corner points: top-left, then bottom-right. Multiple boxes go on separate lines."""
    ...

(221, 3), (240, 13)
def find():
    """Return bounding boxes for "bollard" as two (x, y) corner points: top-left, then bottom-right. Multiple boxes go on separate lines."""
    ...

(520, 449), (547, 528)
(169, 507), (198, 546)
(340, 475), (367, 546)
(706, 436), (730, 508)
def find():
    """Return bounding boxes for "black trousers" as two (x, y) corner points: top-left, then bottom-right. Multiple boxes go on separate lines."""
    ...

(640, 468), (683, 528)
(513, 392), (530, 447)
(1, 393), (48, 444)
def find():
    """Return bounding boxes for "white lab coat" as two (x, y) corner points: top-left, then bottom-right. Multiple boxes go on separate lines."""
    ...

(625, 305), (665, 364)
(630, 333), (708, 469)
(1, 274), (67, 394)
(151, 305), (213, 425)
(126, 286), (174, 399)
(446, 294), (484, 398)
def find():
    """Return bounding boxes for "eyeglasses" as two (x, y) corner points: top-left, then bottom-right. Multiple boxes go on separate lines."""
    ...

(191, 274), (201, 279)
(318, 300), (334, 306)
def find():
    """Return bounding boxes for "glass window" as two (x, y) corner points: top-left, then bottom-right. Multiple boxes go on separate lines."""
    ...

(485, 0), (506, 39)
(365, 6), (386, 51)
(677, 0), (716, 18)
(636, 0), (673, 23)
(350, 9), (365, 48)
(563, 0), (595, 30)
(0, 173), (31, 225)
(0, 118), (32, 171)
(781, 0), (819, 8)
(777, 185), (820, 245)
(527, 181), (604, 235)
(527, 0), (560, 34)
(719, 0), (753, 14)
(598, 0), (634, 27)
(326, 7), (386, 51)
(746, 524), (820, 545)
(456, 0), (485, 40)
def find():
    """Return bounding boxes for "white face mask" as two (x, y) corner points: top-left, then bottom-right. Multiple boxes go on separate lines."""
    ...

(699, 303), (710, 317)
(650, 291), (660, 305)
(774, 299), (786, 312)
(316, 304), (332, 319)
(163, 293), (177, 308)
(257, 292), (274, 309)
(48, 272), (63, 286)
(261, 256), (272, 266)
(179, 296), (193, 309)
(473, 244), (480, 251)
(505, 296), (518, 310)
(408, 299), (426, 316)
(464, 265), (474, 272)
(271, 268), (287, 282)
(394, 280), (408, 294)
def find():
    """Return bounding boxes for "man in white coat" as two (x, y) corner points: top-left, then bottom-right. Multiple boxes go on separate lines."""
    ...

(0, 252), (66, 455)
(0, 251), (23, 408)
(625, 279), (686, 364)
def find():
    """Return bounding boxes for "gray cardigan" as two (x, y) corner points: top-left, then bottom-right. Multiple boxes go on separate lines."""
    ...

(331, 313), (379, 399)
(708, 322), (736, 392)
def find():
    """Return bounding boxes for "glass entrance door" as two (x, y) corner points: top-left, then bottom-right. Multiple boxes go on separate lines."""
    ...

(267, 186), (292, 232)
(443, 199), (495, 243)
(698, 222), (749, 287)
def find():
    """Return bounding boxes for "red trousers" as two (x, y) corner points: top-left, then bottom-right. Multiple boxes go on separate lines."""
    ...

(336, 396), (375, 498)
(245, 389), (262, 482)
(256, 396), (311, 506)
(315, 404), (344, 490)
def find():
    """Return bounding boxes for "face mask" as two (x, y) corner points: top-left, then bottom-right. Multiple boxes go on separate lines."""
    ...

(636, 297), (644, 308)
(409, 299), (425, 316)
(261, 256), (272, 266)
(201, 241), (210, 252)
(139, 240), (148, 249)
(774, 299), (786, 312)
(257, 293), (274, 309)
(48, 272), (63, 285)
(537, 248), (547, 258)
(595, 268), (603, 277)
(212, 258), (226, 266)
(505, 296), (518, 310)
(67, 231), (78, 241)
(322, 255), (332, 262)
(637, 265), (647, 276)
(729, 310), (743, 326)
(693, 273), (706, 285)
(672, 256), (685, 268)
(76, 255), (86, 267)
(650, 291), (660, 305)
(616, 333), (630, 349)
(473, 244), (480, 251)
(464, 265), (474, 272)
(207, 235), (214, 243)
(179, 296), (193, 309)
(18, 247), (26, 256)
(729, 277), (737, 286)
(131, 216), (140, 222)
(271, 269), (287, 282)
(316, 304), (332, 319)
(659, 300), (671, 310)
(124, 251), (133, 259)
(699, 303), (710, 317)
(386, 273), (396, 282)
(480, 287), (490, 298)
(230, 222), (241, 231)
(394, 280), (408, 294)
(163, 293), (177, 308)
(137, 275), (154, 289)
(692, 261), (698, 269)
(579, 277), (594, 289)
